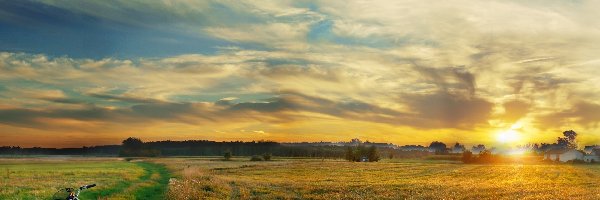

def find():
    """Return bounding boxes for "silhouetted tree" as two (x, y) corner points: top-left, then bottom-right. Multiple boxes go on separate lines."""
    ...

(223, 150), (232, 160)
(367, 145), (380, 162)
(453, 142), (466, 153)
(561, 130), (578, 149)
(471, 144), (486, 154)
(122, 137), (143, 150)
(345, 146), (354, 162)
(429, 141), (447, 154)
(354, 145), (366, 161)
(119, 137), (160, 157)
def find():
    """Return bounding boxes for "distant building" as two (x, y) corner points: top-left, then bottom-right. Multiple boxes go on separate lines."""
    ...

(583, 148), (600, 162)
(584, 145), (600, 154)
(545, 149), (584, 162)
(583, 154), (600, 163)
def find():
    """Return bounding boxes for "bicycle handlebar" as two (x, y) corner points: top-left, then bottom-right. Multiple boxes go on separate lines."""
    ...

(80, 184), (96, 190)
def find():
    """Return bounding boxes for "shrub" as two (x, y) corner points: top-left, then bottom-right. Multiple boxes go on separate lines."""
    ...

(262, 153), (272, 161)
(344, 145), (380, 162)
(250, 155), (263, 161)
(223, 150), (232, 161)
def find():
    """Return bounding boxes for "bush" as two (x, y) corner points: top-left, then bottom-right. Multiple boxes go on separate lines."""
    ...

(344, 145), (380, 162)
(223, 150), (232, 161)
(262, 153), (272, 161)
(250, 155), (263, 161)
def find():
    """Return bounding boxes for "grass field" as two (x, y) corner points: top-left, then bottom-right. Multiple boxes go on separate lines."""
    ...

(0, 157), (170, 200)
(156, 157), (600, 200)
(2, 157), (600, 199)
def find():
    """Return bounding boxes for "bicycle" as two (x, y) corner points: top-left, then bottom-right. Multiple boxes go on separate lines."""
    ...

(52, 184), (96, 200)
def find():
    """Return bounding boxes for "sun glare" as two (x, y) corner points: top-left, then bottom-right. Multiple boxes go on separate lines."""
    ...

(496, 121), (525, 144)
(497, 129), (519, 143)
(497, 129), (520, 143)
(510, 122), (523, 130)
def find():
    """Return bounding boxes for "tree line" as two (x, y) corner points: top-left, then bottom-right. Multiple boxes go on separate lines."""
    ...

(0, 145), (120, 155)
(119, 137), (391, 159)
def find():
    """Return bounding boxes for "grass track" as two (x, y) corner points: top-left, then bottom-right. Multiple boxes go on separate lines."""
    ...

(132, 162), (171, 200)
(0, 158), (143, 199)
(80, 161), (171, 200)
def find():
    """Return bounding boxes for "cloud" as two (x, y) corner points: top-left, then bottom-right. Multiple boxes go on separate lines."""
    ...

(501, 100), (531, 123)
(537, 101), (600, 129)
(2, 0), (600, 146)
(401, 91), (494, 129)
(88, 93), (164, 104)
(0, 88), (491, 131)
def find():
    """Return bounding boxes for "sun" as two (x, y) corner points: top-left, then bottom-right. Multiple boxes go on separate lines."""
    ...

(496, 122), (523, 143)
(497, 129), (520, 143)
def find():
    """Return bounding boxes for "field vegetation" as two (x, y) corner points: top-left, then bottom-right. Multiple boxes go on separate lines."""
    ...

(2, 156), (600, 199)
(157, 157), (600, 199)
(0, 157), (169, 200)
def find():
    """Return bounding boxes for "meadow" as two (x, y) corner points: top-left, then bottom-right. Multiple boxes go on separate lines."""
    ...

(0, 157), (169, 200)
(2, 157), (600, 199)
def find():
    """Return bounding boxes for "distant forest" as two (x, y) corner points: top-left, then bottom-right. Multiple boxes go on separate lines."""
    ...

(1, 132), (588, 159)
(0, 137), (430, 159)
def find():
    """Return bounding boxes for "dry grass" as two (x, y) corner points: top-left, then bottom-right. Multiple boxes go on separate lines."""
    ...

(3, 157), (600, 199)
(155, 157), (600, 200)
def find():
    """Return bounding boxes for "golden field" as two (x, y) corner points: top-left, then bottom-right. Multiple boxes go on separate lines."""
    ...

(2, 157), (600, 199)
(156, 157), (600, 200)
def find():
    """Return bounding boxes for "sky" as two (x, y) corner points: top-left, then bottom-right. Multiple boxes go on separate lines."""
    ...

(1, 0), (600, 148)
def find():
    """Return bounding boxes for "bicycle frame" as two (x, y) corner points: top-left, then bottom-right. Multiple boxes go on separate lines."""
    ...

(54, 184), (96, 200)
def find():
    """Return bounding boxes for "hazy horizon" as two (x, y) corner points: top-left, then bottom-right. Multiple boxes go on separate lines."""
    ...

(1, 1), (600, 148)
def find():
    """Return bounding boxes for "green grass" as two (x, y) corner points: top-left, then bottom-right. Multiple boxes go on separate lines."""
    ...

(131, 162), (170, 200)
(0, 158), (143, 199)
(0, 158), (170, 200)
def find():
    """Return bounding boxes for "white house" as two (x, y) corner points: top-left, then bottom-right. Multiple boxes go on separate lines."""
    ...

(545, 149), (584, 162)
(584, 145), (600, 154)
(583, 155), (600, 163)
(584, 149), (600, 163)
